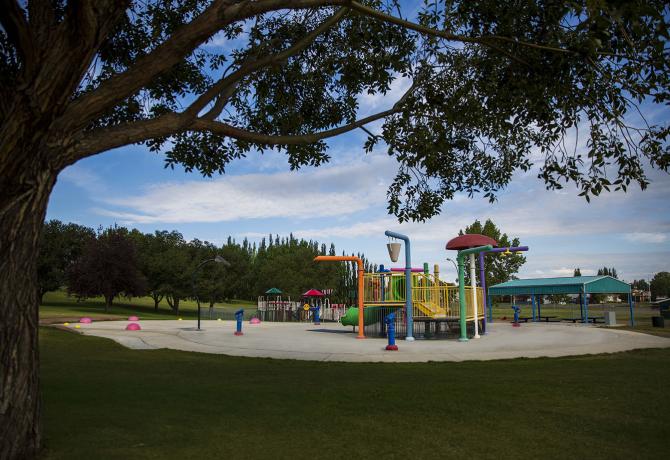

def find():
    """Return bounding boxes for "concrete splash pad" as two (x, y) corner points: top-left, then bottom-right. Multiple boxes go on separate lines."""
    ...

(71, 320), (670, 363)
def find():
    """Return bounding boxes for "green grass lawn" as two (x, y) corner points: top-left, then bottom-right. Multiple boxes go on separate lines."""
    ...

(40, 290), (256, 321)
(40, 327), (670, 459)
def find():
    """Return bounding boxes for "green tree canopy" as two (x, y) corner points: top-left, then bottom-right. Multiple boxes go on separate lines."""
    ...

(459, 219), (526, 287)
(632, 279), (650, 292)
(66, 226), (147, 311)
(597, 266), (618, 278)
(37, 220), (95, 299)
(650, 272), (670, 301)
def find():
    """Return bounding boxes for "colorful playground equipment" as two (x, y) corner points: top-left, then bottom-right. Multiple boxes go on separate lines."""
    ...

(310, 231), (531, 341)
(446, 234), (495, 341)
(316, 258), (486, 339)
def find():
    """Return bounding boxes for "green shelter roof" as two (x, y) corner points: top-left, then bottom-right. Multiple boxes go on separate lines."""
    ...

(489, 276), (631, 296)
(265, 287), (283, 295)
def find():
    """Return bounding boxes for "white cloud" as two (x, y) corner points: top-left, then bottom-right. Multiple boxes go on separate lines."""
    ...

(205, 31), (228, 48)
(357, 75), (412, 117)
(623, 232), (668, 244)
(95, 154), (397, 224)
(59, 165), (106, 194)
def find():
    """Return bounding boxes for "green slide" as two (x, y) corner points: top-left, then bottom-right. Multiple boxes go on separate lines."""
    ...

(340, 307), (385, 326)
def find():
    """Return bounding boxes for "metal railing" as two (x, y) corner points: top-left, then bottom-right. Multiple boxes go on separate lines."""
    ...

(363, 272), (484, 321)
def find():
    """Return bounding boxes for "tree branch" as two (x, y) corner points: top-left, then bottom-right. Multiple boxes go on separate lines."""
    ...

(185, 6), (349, 120)
(0, 0), (34, 66)
(348, 1), (626, 61)
(68, 80), (416, 162)
(349, 1), (532, 65)
(58, 0), (348, 133)
(66, 113), (188, 164)
(192, 107), (398, 144)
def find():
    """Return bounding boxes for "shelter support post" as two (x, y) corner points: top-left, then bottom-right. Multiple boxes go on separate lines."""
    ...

(629, 290), (635, 327)
(531, 294), (536, 322)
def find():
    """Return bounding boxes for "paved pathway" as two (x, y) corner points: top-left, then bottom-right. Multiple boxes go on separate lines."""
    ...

(67, 320), (670, 363)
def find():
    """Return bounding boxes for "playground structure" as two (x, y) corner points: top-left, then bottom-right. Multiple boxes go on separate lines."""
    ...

(358, 267), (485, 339)
(256, 287), (347, 323)
(315, 255), (486, 339)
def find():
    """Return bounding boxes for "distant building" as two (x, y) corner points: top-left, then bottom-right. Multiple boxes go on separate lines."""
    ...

(632, 289), (651, 303)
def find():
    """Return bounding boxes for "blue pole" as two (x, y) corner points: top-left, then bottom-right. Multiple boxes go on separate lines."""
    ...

(384, 230), (414, 341)
(385, 312), (398, 350)
(629, 289), (635, 327)
(584, 292), (590, 324)
(234, 309), (244, 335)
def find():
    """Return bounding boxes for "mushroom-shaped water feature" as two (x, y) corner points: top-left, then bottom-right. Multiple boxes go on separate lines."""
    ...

(446, 234), (496, 341)
(128, 315), (139, 321)
(79, 317), (92, 324)
(125, 323), (141, 331)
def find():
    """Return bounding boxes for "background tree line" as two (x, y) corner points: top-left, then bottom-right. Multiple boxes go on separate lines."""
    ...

(39, 221), (375, 313)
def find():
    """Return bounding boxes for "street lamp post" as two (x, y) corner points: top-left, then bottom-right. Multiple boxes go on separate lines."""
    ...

(384, 230), (414, 341)
(192, 255), (230, 331)
(445, 257), (458, 282)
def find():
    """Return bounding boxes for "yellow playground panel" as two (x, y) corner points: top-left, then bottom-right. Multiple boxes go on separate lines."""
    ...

(363, 272), (484, 321)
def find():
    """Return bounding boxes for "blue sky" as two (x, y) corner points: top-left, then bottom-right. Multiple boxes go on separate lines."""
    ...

(46, 5), (670, 285)
(48, 111), (670, 284)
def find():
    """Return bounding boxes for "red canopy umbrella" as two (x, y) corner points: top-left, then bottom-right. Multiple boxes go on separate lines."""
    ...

(446, 234), (497, 250)
(302, 289), (325, 297)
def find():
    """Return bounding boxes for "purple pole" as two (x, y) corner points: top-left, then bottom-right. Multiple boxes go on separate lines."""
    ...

(479, 251), (488, 331)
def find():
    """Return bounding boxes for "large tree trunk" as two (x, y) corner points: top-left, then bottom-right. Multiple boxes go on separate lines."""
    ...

(151, 293), (163, 311)
(104, 295), (113, 313)
(0, 157), (56, 459)
(166, 295), (180, 316)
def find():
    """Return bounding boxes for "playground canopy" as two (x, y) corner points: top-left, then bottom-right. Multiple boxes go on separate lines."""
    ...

(265, 287), (283, 295)
(302, 289), (325, 297)
(488, 276), (632, 296)
(446, 234), (497, 250)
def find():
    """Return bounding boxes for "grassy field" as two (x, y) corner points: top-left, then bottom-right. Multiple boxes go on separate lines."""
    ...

(40, 327), (670, 459)
(40, 290), (256, 321)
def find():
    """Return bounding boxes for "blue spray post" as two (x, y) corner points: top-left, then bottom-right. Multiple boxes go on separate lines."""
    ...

(385, 312), (398, 351)
(384, 230), (414, 341)
(311, 304), (321, 325)
(234, 309), (244, 336)
(512, 305), (521, 327)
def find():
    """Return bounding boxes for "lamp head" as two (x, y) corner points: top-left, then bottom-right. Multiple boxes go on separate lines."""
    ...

(214, 255), (231, 267)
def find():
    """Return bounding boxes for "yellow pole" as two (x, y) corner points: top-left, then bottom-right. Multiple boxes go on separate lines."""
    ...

(434, 264), (440, 312)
